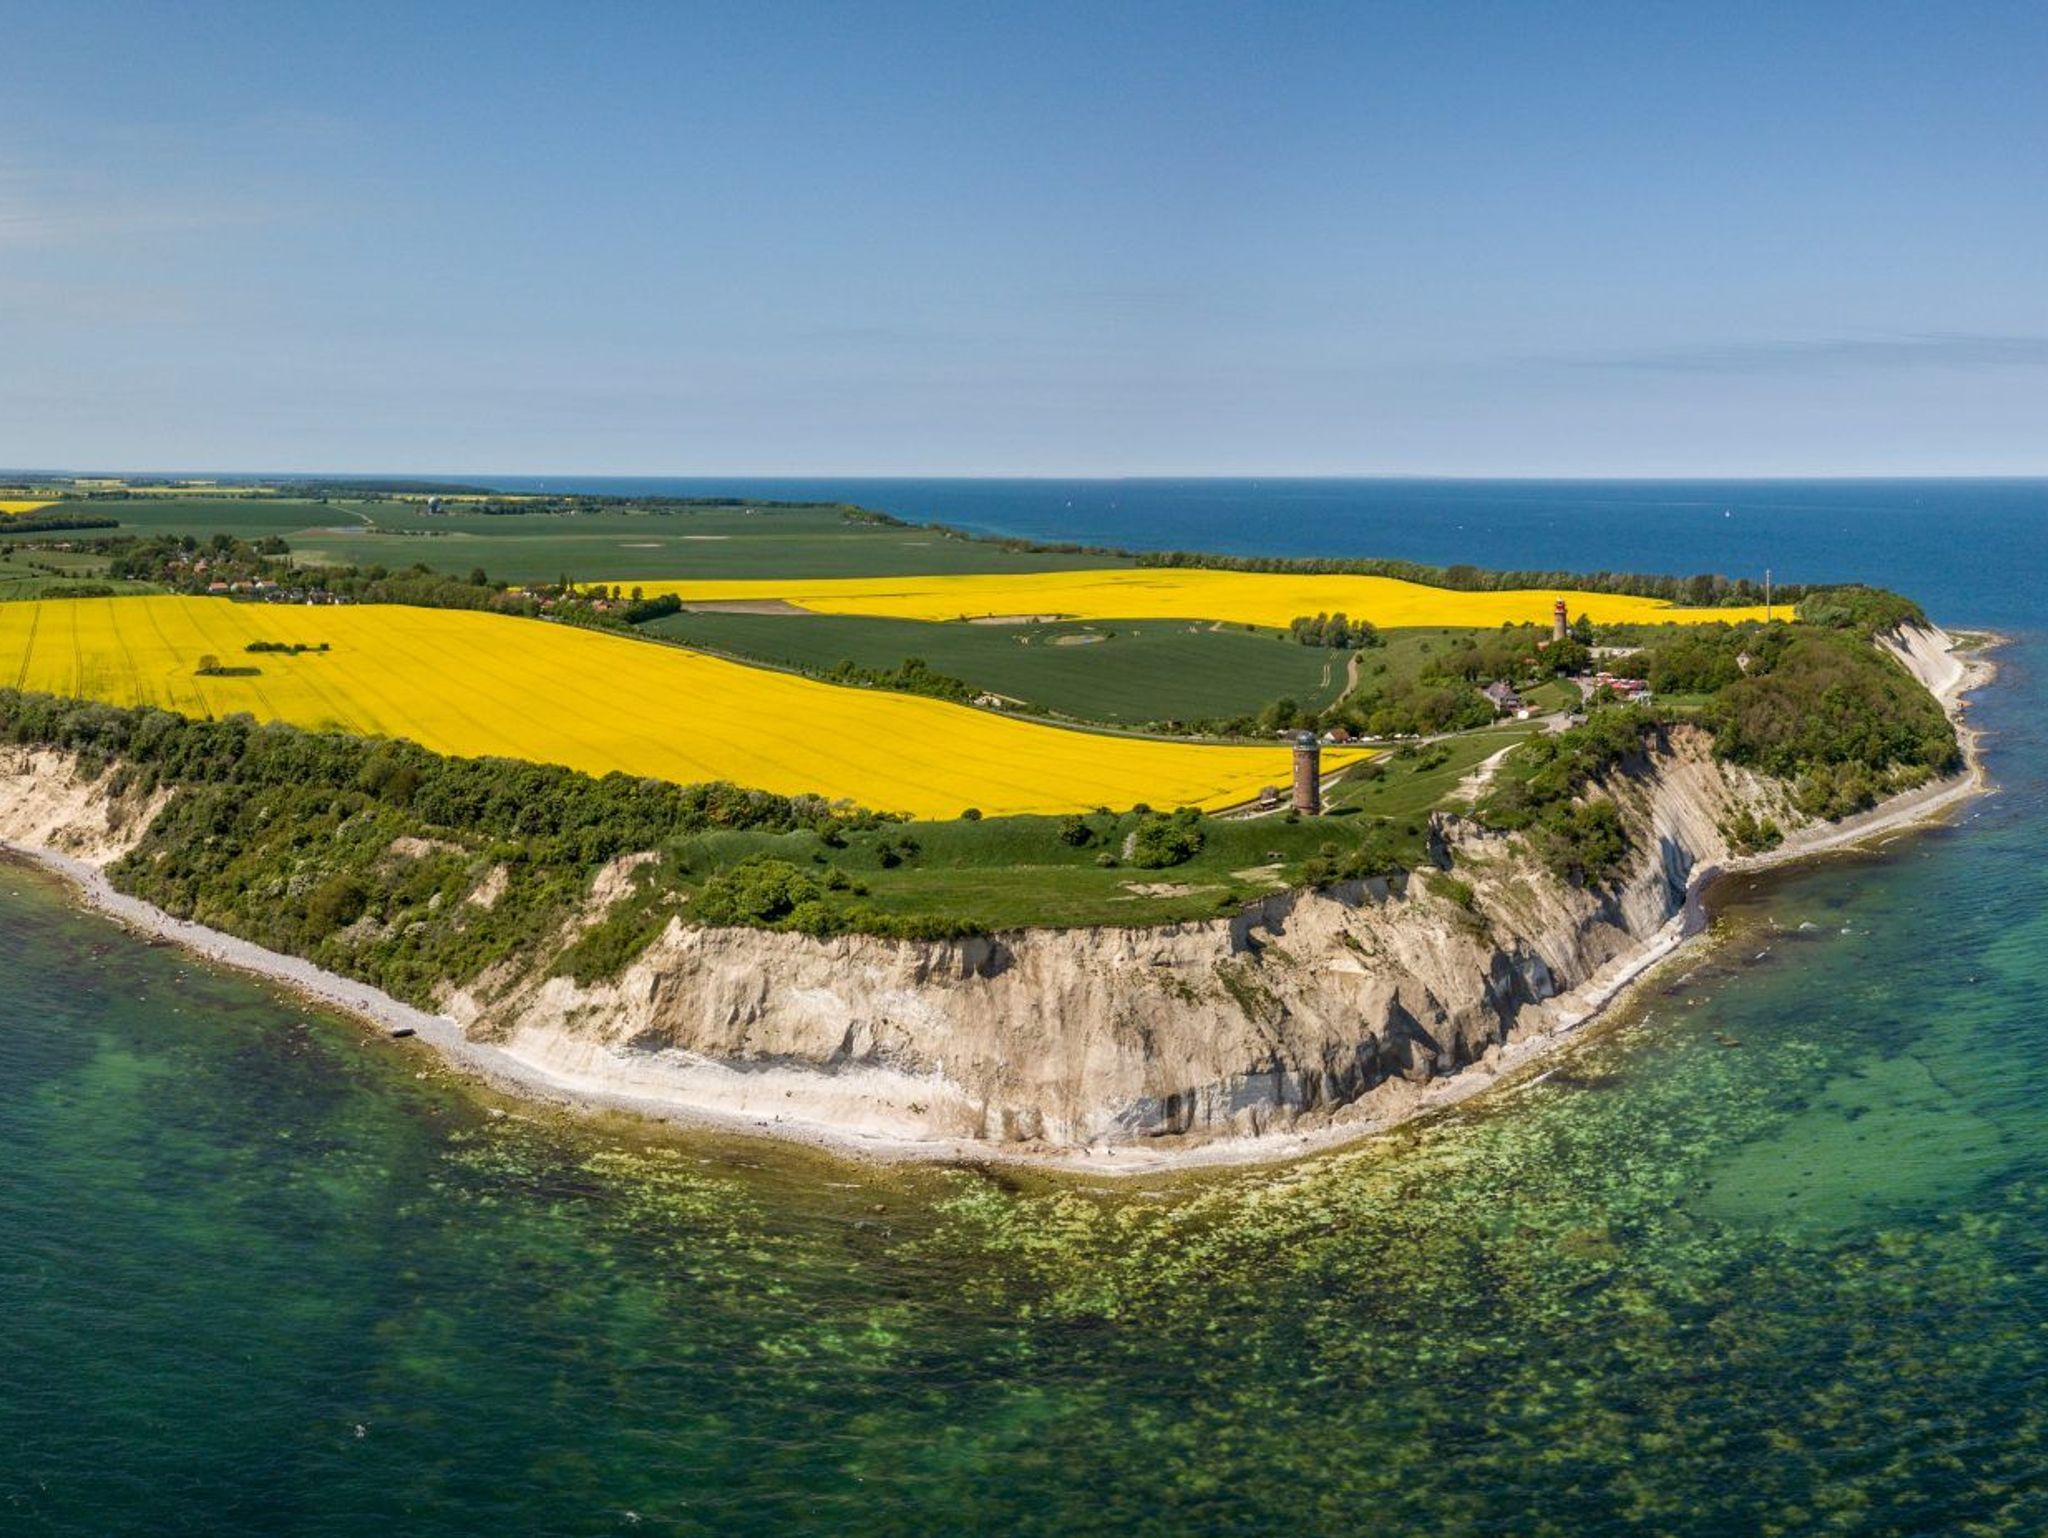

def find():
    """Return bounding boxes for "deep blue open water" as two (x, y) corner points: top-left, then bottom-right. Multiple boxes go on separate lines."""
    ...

(4, 480), (2047, 1534)
(492, 475), (2048, 615)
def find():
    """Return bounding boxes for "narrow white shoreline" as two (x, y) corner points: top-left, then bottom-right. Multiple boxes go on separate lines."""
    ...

(0, 840), (959, 1166)
(1110, 628), (2004, 1174)
(1, 631), (2003, 1178)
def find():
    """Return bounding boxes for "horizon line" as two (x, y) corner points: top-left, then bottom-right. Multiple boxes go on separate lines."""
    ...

(11, 467), (2048, 485)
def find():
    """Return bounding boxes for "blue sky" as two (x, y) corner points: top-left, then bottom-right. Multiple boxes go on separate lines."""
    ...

(4, 0), (2046, 476)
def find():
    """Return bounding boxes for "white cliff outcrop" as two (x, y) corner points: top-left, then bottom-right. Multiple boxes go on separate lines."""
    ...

(0, 624), (1990, 1165)
(442, 721), (1796, 1152)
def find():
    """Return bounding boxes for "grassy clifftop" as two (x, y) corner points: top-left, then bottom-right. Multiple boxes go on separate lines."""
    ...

(0, 606), (1959, 1015)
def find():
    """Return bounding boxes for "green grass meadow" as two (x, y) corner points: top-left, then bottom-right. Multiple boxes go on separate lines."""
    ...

(670, 801), (1427, 930)
(0, 545), (158, 600)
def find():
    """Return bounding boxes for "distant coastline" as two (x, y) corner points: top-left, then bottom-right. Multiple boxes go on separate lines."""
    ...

(0, 474), (2006, 1166)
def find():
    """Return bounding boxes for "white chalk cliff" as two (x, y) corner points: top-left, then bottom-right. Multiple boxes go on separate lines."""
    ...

(0, 624), (1981, 1162)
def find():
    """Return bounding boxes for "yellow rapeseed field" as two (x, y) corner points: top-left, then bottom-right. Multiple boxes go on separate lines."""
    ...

(0, 501), (56, 516)
(608, 568), (1776, 629)
(0, 597), (1365, 818)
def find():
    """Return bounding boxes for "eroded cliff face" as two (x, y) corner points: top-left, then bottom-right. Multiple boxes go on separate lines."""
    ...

(442, 724), (1799, 1152)
(0, 747), (164, 864)
(1, 622), (1965, 1158)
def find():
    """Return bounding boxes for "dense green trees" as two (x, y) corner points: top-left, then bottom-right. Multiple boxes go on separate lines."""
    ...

(1703, 630), (1957, 817)
(1642, 627), (1749, 695)
(1350, 678), (1497, 739)
(1137, 550), (1791, 606)
(689, 857), (980, 940)
(1793, 584), (1928, 635)
(1289, 612), (1381, 648)
(822, 655), (976, 704)
(0, 687), (998, 974)
(1476, 620), (1960, 884)
(692, 858), (841, 929)
(619, 592), (684, 624)
(1701, 630), (1956, 781)
(1478, 708), (1663, 885)
(0, 513), (120, 533)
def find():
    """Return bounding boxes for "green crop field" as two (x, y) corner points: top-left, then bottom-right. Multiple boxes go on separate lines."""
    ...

(641, 610), (1345, 725)
(0, 546), (157, 601)
(1324, 726), (1540, 819)
(285, 501), (1120, 582)
(9, 497), (349, 543)
(7, 492), (1126, 583)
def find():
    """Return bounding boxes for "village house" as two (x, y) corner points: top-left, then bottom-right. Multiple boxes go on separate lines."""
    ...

(1593, 671), (1654, 701)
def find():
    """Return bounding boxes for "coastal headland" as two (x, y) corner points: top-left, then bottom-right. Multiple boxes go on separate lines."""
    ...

(0, 483), (1995, 1172)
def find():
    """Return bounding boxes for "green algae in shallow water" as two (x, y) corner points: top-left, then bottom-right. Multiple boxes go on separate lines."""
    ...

(6, 660), (2048, 1538)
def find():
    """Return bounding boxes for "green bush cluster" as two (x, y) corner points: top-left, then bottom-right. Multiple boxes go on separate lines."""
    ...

(1793, 584), (1927, 635)
(1642, 626), (1753, 695)
(1349, 677), (1496, 739)
(1477, 708), (1663, 886)
(823, 655), (976, 704)
(691, 857), (984, 940)
(1299, 832), (1408, 889)
(33, 584), (120, 600)
(1790, 760), (1933, 821)
(1426, 871), (1476, 910)
(1535, 801), (1629, 886)
(1288, 612), (1381, 648)
(618, 592), (684, 624)
(693, 857), (852, 932)
(1721, 807), (1784, 854)
(1129, 807), (1206, 868)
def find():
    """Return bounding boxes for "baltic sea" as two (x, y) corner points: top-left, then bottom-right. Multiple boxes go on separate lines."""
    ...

(5, 479), (2046, 1535)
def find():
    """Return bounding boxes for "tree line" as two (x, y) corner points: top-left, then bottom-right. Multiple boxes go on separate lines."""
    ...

(1473, 621), (1958, 885)
(0, 686), (916, 1000)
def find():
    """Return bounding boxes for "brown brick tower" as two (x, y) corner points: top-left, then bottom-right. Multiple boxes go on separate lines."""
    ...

(1553, 599), (1569, 642)
(1291, 730), (1322, 815)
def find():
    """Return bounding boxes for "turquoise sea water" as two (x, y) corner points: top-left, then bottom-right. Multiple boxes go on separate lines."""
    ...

(4, 481), (2047, 1534)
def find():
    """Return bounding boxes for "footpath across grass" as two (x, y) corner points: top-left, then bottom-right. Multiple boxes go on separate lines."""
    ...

(1326, 726), (1543, 820)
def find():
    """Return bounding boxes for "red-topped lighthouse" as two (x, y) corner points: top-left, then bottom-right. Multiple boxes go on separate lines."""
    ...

(1552, 599), (1569, 642)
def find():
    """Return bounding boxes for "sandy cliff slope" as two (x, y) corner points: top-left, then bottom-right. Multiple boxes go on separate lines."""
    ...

(0, 623), (1989, 1166)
